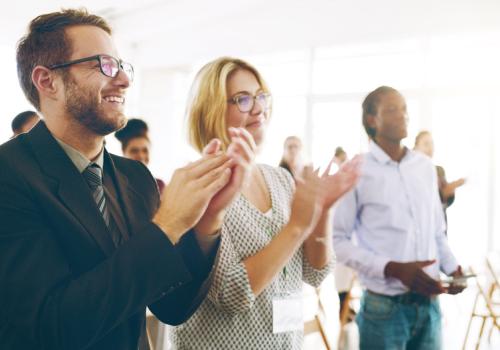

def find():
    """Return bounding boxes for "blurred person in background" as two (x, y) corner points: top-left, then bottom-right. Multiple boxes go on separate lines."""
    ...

(414, 130), (466, 231)
(279, 135), (305, 180)
(333, 146), (347, 168)
(169, 56), (361, 349)
(11, 110), (40, 137)
(331, 146), (357, 322)
(115, 118), (166, 194)
(333, 86), (466, 350)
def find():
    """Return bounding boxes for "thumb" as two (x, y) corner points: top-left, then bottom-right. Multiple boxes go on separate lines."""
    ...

(416, 260), (436, 268)
(202, 139), (221, 156)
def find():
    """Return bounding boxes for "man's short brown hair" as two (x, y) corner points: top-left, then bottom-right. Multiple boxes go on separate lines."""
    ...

(16, 8), (112, 110)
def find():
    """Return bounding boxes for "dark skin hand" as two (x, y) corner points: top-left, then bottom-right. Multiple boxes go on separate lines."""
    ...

(447, 265), (467, 295)
(385, 260), (466, 296)
(384, 260), (445, 296)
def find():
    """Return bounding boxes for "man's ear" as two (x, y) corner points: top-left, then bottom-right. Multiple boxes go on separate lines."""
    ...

(365, 113), (377, 129)
(31, 65), (60, 101)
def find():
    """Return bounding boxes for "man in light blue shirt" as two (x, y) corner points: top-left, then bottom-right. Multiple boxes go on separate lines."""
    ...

(333, 86), (465, 349)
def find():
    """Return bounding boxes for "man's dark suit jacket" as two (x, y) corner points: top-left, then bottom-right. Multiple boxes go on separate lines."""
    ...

(0, 121), (216, 350)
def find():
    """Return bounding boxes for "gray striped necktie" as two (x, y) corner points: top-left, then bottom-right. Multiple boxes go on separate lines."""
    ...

(83, 163), (110, 226)
(83, 163), (121, 246)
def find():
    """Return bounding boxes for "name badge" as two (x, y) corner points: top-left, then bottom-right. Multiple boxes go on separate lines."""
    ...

(272, 294), (303, 333)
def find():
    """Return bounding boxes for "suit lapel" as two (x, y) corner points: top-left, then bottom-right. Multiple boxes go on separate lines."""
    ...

(106, 154), (150, 236)
(26, 122), (115, 255)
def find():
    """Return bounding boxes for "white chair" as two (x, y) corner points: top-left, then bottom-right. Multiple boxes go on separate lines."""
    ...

(303, 287), (333, 350)
(462, 265), (500, 350)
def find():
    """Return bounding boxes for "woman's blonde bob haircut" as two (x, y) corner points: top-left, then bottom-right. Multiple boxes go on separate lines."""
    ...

(187, 57), (271, 152)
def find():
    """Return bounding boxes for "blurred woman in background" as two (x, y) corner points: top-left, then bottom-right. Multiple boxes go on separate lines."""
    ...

(279, 135), (305, 180)
(414, 130), (465, 220)
(115, 118), (166, 194)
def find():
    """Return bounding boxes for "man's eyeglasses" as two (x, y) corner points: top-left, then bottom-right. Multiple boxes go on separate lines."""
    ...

(227, 92), (272, 113)
(48, 54), (134, 82)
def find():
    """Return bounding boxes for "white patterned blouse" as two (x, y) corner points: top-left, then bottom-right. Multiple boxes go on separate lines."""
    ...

(169, 164), (333, 350)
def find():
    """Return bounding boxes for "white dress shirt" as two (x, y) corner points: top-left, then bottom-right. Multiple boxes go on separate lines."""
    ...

(333, 141), (458, 296)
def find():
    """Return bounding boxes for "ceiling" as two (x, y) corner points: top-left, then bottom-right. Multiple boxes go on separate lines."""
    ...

(3, 0), (500, 69)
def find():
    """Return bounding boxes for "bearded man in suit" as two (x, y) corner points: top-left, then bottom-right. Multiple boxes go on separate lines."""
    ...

(0, 8), (254, 350)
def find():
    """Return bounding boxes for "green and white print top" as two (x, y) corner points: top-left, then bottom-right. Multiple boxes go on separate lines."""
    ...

(170, 164), (333, 350)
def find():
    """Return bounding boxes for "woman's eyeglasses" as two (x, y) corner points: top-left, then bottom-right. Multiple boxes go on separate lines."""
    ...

(227, 92), (272, 113)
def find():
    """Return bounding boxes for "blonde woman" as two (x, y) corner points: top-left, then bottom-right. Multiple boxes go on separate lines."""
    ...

(169, 57), (360, 349)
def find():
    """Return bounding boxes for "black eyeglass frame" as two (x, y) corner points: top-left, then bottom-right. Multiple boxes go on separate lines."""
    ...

(48, 54), (134, 81)
(227, 92), (272, 113)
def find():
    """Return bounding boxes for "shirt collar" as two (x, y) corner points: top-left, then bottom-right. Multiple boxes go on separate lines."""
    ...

(54, 137), (105, 174)
(369, 140), (413, 165)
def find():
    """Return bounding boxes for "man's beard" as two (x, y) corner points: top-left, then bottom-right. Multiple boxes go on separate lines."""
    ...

(64, 75), (126, 136)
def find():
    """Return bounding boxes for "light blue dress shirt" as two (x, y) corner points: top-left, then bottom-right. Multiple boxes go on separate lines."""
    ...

(333, 141), (458, 296)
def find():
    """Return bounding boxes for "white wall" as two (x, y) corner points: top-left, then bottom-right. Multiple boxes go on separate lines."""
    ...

(0, 45), (33, 141)
(134, 67), (197, 180)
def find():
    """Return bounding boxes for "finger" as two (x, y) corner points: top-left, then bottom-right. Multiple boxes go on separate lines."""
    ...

(416, 272), (445, 295)
(304, 168), (321, 187)
(342, 170), (360, 188)
(445, 285), (456, 295)
(229, 152), (251, 170)
(332, 166), (358, 184)
(338, 161), (354, 175)
(227, 137), (254, 163)
(415, 260), (436, 268)
(185, 152), (223, 170)
(415, 283), (440, 296)
(351, 154), (363, 166)
(321, 158), (334, 177)
(202, 139), (222, 156)
(231, 127), (257, 153)
(425, 277), (445, 294)
(448, 284), (466, 295)
(342, 155), (362, 173)
(185, 153), (230, 178)
(302, 165), (314, 180)
(413, 277), (439, 296)
(455, 179), (466, 187)
(413, 283), (433, 296)
(426, 281), (445, 295)
(196, 159), (233, 188)
(204, 167), (232, 196)
(228, 127), (239, 137)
